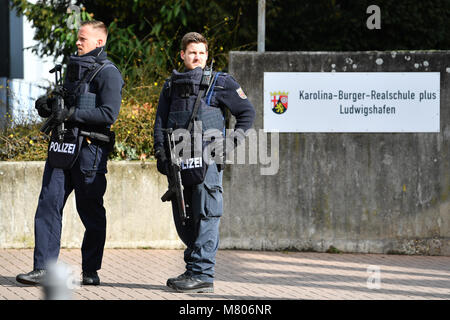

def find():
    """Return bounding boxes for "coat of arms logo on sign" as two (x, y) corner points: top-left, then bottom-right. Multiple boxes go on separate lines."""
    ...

(270, 91), (288, 114)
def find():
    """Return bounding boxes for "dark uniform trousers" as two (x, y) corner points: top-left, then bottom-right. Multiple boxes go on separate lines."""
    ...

(33, 140), (109, 272)
(171, 162), (223, 283)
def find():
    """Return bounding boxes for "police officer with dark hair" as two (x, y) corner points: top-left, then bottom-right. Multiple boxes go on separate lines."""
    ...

(154, 32), (255, 293)
(16, 20), (124, 286)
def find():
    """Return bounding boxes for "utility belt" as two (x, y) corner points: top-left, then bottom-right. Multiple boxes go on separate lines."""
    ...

(47, 124), (115, 170)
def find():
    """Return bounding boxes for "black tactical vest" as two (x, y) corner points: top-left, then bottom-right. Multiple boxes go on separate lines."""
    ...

(64, 54), (113, 111)
(166, 67), (224, 133)
(47, 54), (114, 170)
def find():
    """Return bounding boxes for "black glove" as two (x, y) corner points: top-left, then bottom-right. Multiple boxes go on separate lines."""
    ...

(35, 96), (52, 118)
(52, 106), (75, 125)
(155, 148), (169, 175)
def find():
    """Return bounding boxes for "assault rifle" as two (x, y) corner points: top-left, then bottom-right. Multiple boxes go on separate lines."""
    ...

(40, 65), (66, 142)
(160, 128), (188, 225)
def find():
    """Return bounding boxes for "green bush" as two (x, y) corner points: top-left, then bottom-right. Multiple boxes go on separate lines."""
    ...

(110, 96), (159, 161)
(0, 114), (49, 161)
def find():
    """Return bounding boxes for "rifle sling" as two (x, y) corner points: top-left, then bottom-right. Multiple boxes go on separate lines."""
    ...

(186, 69), (215, 132)
(186, 88), (205, 133)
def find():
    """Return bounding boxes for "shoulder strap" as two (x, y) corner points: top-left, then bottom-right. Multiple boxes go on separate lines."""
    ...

(87, 61), (110, 83)
(163, 77), (172, 99)
(187, 88), (205, 132)
(70, 61), (107, 94)
(186, 68), (216, 132)
(206, 71), (221, 106)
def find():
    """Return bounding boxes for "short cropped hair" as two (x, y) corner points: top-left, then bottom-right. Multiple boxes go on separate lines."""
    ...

(81, 20), (108, 38)
(181, 32), (208, 52)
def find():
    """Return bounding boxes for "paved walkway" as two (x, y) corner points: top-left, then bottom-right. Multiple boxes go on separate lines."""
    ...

(0, 249), (449, 300)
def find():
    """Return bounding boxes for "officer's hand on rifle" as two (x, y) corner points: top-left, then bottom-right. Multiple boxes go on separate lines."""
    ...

(35, 95), (52, 118)
(52, 107), (75, 125)
(155, 147), (169, 176)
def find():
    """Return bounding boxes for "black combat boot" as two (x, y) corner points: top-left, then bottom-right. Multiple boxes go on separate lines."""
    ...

(16, 269), (46, 285)
(82, 271), (100, 286)
(166, 271), (192, 288)
(171, 276), (214, 293)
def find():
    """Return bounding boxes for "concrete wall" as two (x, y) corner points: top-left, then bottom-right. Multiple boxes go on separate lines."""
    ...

(0, 51), (449, 255)
(222, 51), (450, 255)
(0, 162), (183, 249)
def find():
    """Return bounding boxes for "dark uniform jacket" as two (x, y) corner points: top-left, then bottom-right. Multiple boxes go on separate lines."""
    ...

(153, 67), (255, 155)
(67, 46), (124, 131)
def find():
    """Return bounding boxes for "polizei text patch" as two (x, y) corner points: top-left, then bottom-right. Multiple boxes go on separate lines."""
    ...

(49, 141), (76, 154)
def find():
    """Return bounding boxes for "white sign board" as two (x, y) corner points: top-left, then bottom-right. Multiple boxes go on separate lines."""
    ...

(264, 72), (440, 132)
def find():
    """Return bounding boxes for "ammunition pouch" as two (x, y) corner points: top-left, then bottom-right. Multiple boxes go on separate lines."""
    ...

(76, 92), (96, 110)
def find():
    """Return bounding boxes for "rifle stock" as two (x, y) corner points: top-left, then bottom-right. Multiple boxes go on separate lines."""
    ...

(161, 188), (174, 202)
